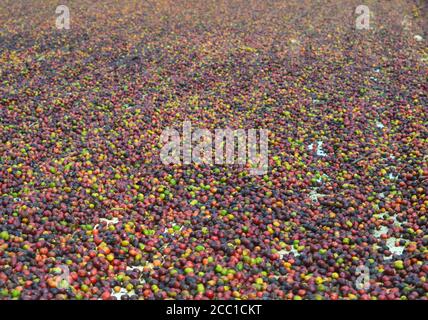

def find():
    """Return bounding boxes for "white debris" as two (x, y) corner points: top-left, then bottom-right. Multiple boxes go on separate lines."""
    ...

(309, 188), (327, 202)
(111, 287), (135, 299)
(278, 247), (301, 258)
(308, 141), (327, 157)
(372, 222), (407, 260)
(385, 237), (406, 258)
(373, 225), (389, 238)
(388, 173), (398, 180)
(126, 260), (159, 272)
(376, 121), (384, 128)
(100, 217), (119, 225)
(126, 265), (146, 272)
(94, 217), (119, 230)
(414, 35), (423, 42)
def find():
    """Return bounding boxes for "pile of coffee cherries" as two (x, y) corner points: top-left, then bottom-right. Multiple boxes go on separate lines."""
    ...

(0, 0), (426, 300)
